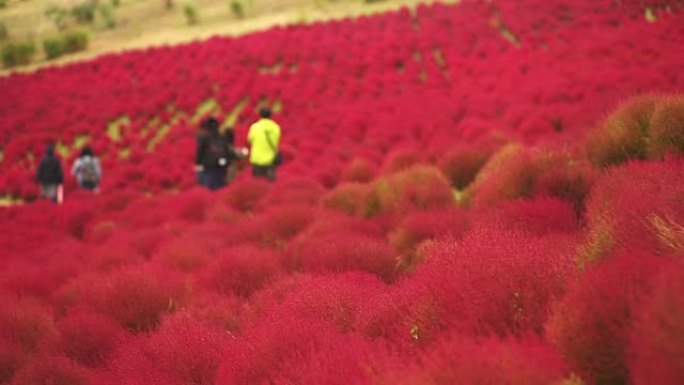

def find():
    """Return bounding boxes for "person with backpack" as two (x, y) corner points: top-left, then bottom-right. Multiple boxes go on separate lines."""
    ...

(195, 117), (238, 190)
(247, 108), (281, 182)
(36, 143), (64, 203)
(71, 145), (102, 191)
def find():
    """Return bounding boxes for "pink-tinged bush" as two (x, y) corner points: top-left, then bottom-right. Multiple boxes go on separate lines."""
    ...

(197, 245), (282, 297)
(321, 182), (370, 216)
(437, 145), (491, 189)
(341, 157), (376, 183)
(216, 312), (383, 385)
(389, 207), (470, 270)
(585, 95), (657, 167)
(546, 251), (676, 385)
(95, 315), (228, 385)
(647, 96), (684, 158)
(0, 297), (57, 354)
(55, 311), (124, 367)
(472, 197), (580, 236)
(364, 164), (455, 217)
(579, 157), (684, 266)
(292, 230), (397, 282)
(629, 263), (684, 385)
(11, 355), (90, 385)
(73, 265), (186, 332)
(380, 334), (568, 385)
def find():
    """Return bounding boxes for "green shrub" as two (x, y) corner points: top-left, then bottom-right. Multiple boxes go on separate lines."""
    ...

(45, 5), (70, 31)
(99, 4), (117, 29)
(0, 22), (8, 41)
(183, 4), (199, 25)
(230, 1), (244, 18)
(43, 36), (66, 59)
(647, 96), (684, 158)
(62, 30), (89, 53)
(1, 40), (36, 68)
(71, 2), (97, 24)
(585, 95), (657, 167)
(111, 0), (120, 7)
(0, 0), (7, 9)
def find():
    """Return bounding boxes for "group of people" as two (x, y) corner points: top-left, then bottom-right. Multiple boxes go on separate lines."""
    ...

(35, 107), (282, 202)
(194, 107), (282, 190)
(35, 144), (102, 203)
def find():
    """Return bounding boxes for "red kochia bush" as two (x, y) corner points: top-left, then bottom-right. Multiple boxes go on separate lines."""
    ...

(258, 177), (325, 208)
(245, 272), (387, 333)
(437, 145), (491, 189)
(579, 157), (684, 266)
(464, 144), (540, 208)
(629, 263), (684, 385)
(55, 311), (124, 368)
(198, 245), (282, 297)
(293, 231), (397, 282)
(533, 155), (597, 216)
(96, 315), (229, 385)
(410, 226), (577, 337)
(0, 297), (57, 354)
(221, 178), (271, 212)
(0, 340), (26, 384)
(11, 355), (90, 385)
(216, 312), (384, 385)
(389, 207), (470, 270)
(380, 334), (568, 385)
(364, 164), (455, 217)
(341, 157), (376, 183)
(546, 251), (675, 385)
(321, 182), (370, 216)
(471, 197), (580, 236)
(73, 265), (185, 332)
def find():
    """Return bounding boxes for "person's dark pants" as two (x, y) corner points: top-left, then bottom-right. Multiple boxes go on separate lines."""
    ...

(200, 168), (227, 190)
(252, 164), (276, 182)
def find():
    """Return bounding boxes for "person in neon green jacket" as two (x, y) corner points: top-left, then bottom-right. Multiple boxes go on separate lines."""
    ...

(247, 108), (281, 181)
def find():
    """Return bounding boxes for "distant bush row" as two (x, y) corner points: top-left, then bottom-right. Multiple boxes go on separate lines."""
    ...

(1, 30), (89, 68)
(45, 0), (118, 31)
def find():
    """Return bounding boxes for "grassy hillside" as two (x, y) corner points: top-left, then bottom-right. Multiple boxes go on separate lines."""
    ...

(0, 0), (451, 73)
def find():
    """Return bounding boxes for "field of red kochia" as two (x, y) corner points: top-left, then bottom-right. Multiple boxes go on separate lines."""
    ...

(1, 0), (684, 384)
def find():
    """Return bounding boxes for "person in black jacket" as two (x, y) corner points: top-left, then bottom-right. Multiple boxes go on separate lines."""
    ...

(35, 144), (64, 202)
(195, 117), (237, 190)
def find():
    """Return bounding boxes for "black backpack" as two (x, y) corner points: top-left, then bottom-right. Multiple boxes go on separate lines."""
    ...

(203, 136), (230, 168)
